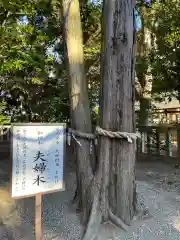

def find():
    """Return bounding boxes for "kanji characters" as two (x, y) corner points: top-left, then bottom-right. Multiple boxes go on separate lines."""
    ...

(33, 151), (47, 162)
(33, 162), (47, 174)
(32, 130), (48, 186)
(33, 175), (46, 186)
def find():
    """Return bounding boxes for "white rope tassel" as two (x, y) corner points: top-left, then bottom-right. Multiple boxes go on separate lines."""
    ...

(94, 138), (98, 146)
(90, 140), (93, 154)
(68, 126), (140, 146)
(67, 129), (72, 146)
(72, 133), (82, 147)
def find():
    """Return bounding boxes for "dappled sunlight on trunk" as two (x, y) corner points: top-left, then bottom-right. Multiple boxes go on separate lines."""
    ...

(62, 0), (95, 227)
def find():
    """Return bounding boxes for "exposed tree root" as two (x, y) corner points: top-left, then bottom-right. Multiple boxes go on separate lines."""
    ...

(82, 194), (131, 240)
(82, 205), (130, 240)
(82, 190), (102, 240)
(108, 209), (129, 231)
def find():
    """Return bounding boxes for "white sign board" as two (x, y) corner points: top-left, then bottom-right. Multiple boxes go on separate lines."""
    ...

(11, 124), (65, 198)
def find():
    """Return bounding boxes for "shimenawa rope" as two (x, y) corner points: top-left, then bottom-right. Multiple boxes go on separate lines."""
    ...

(68, 125), (140, 147)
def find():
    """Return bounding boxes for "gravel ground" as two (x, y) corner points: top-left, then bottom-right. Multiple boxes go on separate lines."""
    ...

(1, 159), (180, 239)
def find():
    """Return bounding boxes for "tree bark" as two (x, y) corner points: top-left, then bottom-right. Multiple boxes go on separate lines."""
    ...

(63, 0), (137, 239)
(62, 0), (94, 224)
(83, 1), (137, 239)
(100, 0), (137, 224)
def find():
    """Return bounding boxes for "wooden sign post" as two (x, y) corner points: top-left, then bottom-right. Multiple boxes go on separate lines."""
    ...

(36, 193), (42, 240)
(11, 123), (66, 240)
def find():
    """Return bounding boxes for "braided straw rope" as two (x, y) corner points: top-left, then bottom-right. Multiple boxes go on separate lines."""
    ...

(69, 128), (95, 140)
(69, 126), (140, 143)
(95, 126), (140, 143)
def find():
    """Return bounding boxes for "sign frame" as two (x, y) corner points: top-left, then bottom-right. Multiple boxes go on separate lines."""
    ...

(10, 122), (66, 200)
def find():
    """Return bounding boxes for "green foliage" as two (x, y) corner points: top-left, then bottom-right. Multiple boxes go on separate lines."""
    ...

(0, 0), (68, 122)
(81, 1), (101, 119)
(147, 0), (180, 100)
(0, 100), (10, 124)
(0, 0), (102, 123)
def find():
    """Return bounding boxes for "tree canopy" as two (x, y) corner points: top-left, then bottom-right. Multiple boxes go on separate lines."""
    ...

(149, 0), (180, 101)
(0, 0), (101, 123)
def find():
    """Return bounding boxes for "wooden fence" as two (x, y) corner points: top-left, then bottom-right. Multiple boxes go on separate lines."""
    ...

(137, 123), (180, 165)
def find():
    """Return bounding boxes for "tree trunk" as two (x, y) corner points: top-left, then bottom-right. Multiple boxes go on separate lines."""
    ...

(63, 0), (137, 239)
(137, 6), (152, 126)
(139, 97), (150, 125)
(83, 0), (137, 239)
(100, 0), (137, 224)
(62, 0), (94, 224)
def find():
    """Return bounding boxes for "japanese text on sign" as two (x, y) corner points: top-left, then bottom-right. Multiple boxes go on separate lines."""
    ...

(11, 124), (65, 198)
